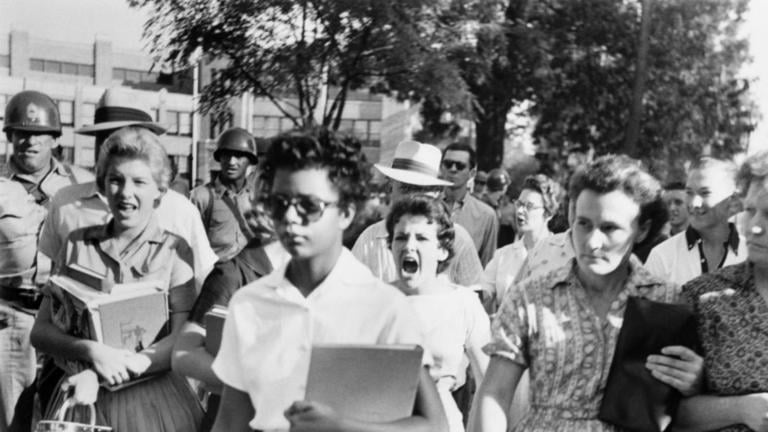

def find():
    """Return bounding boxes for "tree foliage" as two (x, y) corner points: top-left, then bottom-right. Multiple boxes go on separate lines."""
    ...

(129, 0), (465, 130)
(422, 0), (754, 174)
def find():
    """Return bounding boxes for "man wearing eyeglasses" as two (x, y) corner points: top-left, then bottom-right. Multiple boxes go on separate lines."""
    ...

(441, 143), (499, 266)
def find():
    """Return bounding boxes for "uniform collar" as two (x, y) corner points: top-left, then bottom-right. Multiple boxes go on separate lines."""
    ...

(5, 157), (66, 180)
(685, 223), (740, 254)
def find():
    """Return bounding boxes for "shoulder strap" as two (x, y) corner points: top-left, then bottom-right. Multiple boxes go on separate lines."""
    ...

(203, 183), (215, 228)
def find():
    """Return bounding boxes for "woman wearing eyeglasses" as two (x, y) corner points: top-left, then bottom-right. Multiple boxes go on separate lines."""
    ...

(386, 195), (490, 432)
(480, 174), (560, 313)
(209, 131), (447, 432)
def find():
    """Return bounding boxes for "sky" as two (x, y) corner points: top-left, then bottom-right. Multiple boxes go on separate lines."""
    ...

(1, 0), (767, 153)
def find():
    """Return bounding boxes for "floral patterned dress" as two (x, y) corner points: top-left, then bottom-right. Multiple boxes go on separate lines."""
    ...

(681, 262), (768, 432)
(486, 257), (679, 432)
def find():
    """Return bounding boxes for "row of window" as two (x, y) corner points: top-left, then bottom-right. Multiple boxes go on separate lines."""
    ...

(250, 116), (381, 146)
(30, 58), (94, 77)
(27, 59), (160, 86)
(113, 68), (159, 85)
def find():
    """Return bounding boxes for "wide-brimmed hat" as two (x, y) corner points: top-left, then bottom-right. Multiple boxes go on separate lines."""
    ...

(76, 88), (166, 135)
(375, 140), (452, 186)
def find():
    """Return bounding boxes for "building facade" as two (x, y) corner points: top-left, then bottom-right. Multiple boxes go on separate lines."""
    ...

(0, 30), (417, 184)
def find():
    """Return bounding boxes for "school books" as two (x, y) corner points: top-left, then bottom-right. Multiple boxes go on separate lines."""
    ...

(305, 344), (423, 423)
(204, 305), (228, 355)
(49, 273), (168, 353)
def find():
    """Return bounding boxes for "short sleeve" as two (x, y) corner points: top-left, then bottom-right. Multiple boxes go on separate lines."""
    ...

(188, 261), (239, 324)
(168, 238), (197, 313)
(484, 283), (531, 367)
(211, 295), (248, 391)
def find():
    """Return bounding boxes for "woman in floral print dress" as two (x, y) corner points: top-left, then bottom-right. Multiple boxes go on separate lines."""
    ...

(469, 155), (704, 432)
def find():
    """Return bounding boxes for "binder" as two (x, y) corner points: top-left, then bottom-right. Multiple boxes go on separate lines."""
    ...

(305, 344), (423, 423)
(204, 305), (228, 355)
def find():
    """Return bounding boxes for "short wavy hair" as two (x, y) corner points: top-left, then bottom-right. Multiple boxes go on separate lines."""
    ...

(95, 126), (172, 193)
(385, 195), (455, 274)
(262, 129), (368, 213)
(520, 174), (561, 217)
(737, 150), (768, 195)
(568, 154), (666, 233)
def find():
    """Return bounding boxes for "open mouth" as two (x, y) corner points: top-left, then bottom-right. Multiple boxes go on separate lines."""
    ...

(401, 256), (419, 275)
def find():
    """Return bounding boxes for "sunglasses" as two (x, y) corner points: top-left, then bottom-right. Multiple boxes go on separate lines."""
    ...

(264, 193), (338, 223)
(442, 160), (468, 171)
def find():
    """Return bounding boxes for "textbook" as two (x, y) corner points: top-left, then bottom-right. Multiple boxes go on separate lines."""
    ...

(49, 273), (168, 352)
(204, 305), (228, 355)
(305, 344), (423, 423)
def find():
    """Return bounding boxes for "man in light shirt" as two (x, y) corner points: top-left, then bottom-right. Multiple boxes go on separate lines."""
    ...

(645, 157), (746, 285)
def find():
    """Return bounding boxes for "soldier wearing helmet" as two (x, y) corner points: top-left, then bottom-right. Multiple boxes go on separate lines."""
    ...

(2, 90), (93, 205)
(0, 90), (93, 431)
(190, 127), (263, 260)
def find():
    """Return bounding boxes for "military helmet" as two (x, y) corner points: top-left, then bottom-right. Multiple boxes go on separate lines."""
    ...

(487, 168), (510, 192)
(3, 90), (62, 137)
(213, 127), (258, 164)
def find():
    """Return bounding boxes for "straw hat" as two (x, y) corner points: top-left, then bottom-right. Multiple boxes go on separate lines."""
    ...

(374, 140), (452, 186)
(76, 87), (166, 135)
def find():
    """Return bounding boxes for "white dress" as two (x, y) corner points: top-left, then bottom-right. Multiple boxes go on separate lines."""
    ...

(407, 282), (491, 432)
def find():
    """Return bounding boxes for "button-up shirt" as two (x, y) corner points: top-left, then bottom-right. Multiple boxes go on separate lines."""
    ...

(211, 248), (426, 431)
(645, 224), (746, 286)
(190, 177), (258, 261)
(351, 219), (483, 288)
(445, 192), (498, 266)
(39, 181), (217, 289)
(1, 158), (94, 287)
(514, 230), (575, 284)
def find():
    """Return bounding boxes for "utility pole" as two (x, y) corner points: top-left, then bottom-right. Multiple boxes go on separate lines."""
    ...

(625, 0), (652, 157)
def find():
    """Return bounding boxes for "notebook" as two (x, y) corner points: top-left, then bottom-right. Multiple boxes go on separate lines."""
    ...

(204, 305), (228, 355)
(304, 344), (423, 423)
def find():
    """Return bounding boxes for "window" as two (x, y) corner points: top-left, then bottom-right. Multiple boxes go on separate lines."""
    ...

(77, 64), (94, 77)
(44, 60), (61, 74)
(30, 59), (44, 71)
(178, 112), (192, 136)
(57, 100), (74, 126)
(61, 62), (78, 75)
(0, 95), (7, 120)
(166, 111), (179, 135)
(113, 68), (158, 85)
(0, 55), (9, 68)
(80, 102), (96, 126)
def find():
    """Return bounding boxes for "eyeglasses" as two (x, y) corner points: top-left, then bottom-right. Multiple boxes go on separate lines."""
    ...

(442, 160), (468, 171)
(264, 193), (338, 223)
(514, 200), (544, 211)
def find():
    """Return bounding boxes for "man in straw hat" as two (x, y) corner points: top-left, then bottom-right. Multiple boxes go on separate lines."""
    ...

(38, 87), (217, 289)
(352, 140), (483, 287)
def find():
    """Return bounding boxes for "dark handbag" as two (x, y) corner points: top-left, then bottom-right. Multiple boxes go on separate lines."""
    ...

(598, 296), (699, 432)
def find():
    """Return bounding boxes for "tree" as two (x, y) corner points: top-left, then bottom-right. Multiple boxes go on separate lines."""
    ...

(129, 0), (465, 130)
(422, 0), (753, 175)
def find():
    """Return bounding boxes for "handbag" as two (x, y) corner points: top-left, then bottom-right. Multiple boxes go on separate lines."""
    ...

(598, 296), (699, 432)
(35, 397), (112, 432)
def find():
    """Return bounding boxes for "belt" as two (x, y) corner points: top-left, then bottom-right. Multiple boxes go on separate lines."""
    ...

(0, 286), (42, 310)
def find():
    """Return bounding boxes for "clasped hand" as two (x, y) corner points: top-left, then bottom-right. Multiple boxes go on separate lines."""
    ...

(645, 345), (704, 396)
(88, 342), (151, 386)
(285, 400), (344, 432)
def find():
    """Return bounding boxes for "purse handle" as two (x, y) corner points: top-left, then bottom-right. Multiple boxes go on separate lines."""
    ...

(56, 397), (96, 426)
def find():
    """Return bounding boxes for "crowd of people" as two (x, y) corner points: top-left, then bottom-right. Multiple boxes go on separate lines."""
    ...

(1, 86), (767, 432)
